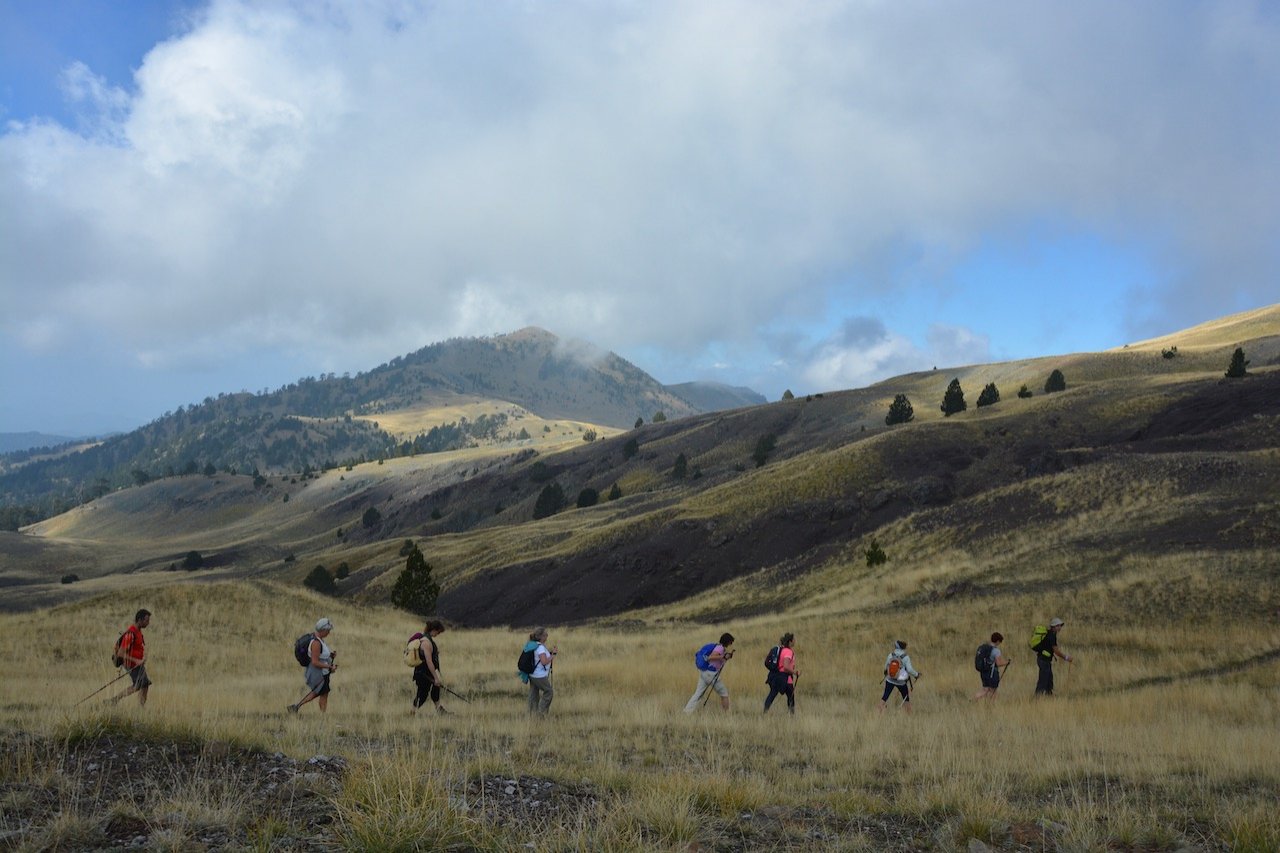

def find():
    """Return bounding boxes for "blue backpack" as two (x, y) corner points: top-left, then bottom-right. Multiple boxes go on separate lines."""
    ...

(694, 642), (718, 671)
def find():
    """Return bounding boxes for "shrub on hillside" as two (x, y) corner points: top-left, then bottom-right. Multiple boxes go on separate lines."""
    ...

(335, 562), (350, 580)
(390, 546), (439, 617)
(1225, 347), (1249, 378)
(782, 389), (795, 400)
(533, 482), (567, 519)
(653, 411), (667, 423)
(182, 551), (204, 570)
(752, 434), (777, 468)
(60, 573), (78, 584)
(1044, 369), (1066, 393)
(304, 565), (335, 595)
(362, 506), (382, 528)
(399, 539), (416, 557)
(623, 438), (639, 460)
(672, 453), (688, 479)
(940, 379), (967, 416)
(865, 539), (887, 568)
(582, 429), (597, 443)
(577, 487), (599, 508)
(885, 394), (914, 425)
(1017, 385), (1033, 399)
(977, 383), (1000, 408)
(607, 482), (622, 501)
(1162, 346), (1179, 359)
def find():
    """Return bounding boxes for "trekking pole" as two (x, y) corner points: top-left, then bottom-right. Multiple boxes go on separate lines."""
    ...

(73, 669), (131, 707)
(441, 684), (472, 704)
(899, 675), (915, 708)
(701, 657), (730, 708)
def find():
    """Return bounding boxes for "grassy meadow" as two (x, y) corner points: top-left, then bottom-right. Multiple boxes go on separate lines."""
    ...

(2, 556), (1277, 851)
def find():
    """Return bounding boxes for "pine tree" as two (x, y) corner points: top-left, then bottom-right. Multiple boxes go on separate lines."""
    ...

(977, 382), (1000, 408)
(608, 482), (622, 501)
(1225, 347), (1249, 378)
(390, 546), (439, 617)
(533, 482), (567, 519)
(885, 394), (914, 425)
(1044, 369), (1066, 393)
(303, 565), (335, 595)
(672, 452), (688, 479)
(940, 379), (967, 416)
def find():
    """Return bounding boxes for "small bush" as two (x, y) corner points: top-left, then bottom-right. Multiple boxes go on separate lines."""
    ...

(1225, 347), (1249, 378)
(1017, 385), (1033, 399)
(60, 573), (79, 584)
(1162, 346), (1179, 359)
(533, 482), (567, 519)
(1044, 369), (1066, 393)
(623, 438), (639, 460)
(672, 453), (688, 479)
(752, 434), (777, 468)
(362, 506), (382, 528)
(608, 482), (622, 501)
(577, 487), (599, 508)
(335, 562), (350, 580)
(182, 551), (204, 570)
(865, 539), (888, 568)
(304, 565), (336, 595)
(399, 539), (416, 557)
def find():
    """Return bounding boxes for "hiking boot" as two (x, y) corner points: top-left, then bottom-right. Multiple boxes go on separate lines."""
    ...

(286, 704), (299, 714)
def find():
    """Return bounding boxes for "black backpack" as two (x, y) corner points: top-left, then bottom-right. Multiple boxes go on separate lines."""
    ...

(112, 630), (128, 667)
(294, 633), (315, 667)
(517, 646), (536, 675)
(975, 643), (994, 673)
(764, 646), (781, 671)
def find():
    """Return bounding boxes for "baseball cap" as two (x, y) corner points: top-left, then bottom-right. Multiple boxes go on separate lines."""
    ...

(1049, 617), (1065, 627)
(316, 617), (334, 631)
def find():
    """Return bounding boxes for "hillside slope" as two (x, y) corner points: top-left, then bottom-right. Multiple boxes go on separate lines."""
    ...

(3, 305), (1277, 623)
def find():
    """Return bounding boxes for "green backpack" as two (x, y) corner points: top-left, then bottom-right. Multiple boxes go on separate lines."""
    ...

(1029, 625), (1052, 658)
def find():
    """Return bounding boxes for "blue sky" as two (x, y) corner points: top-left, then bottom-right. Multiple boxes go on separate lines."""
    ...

(2, 1), (1277, 436)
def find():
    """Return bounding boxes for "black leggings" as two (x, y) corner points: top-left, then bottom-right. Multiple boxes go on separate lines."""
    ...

(412, 669), (440, 708)
(764, 678), (794, 712)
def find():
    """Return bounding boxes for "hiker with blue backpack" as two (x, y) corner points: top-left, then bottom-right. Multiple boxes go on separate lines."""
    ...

(520, 627), (557, 715)
(683, 632), (735, 712)
(288, 618), (337, 714)
(972, 632), (1011, 701)
(763, 632), (798, 714)
(877, 640), (921, 713)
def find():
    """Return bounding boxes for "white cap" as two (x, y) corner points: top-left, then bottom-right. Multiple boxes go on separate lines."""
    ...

(315, 617), (334, 631)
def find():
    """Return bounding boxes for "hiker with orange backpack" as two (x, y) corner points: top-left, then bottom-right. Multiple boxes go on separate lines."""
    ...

(111, 609), (152, 707)
(877, 640), (921, 713)
(763, 633), (798, 714)
(408, 620), (449, 716)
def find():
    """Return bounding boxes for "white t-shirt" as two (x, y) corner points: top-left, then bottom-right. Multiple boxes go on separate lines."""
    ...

(532, 643), (552, 678)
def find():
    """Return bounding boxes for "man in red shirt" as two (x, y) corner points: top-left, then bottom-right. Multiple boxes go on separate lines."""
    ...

(113, 609), (152, 706)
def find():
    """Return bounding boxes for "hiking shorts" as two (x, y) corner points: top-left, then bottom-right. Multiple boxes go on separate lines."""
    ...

(980, 668), (1000, 689)
(305, 667), (331, 696)
(128, 664), (152, 690)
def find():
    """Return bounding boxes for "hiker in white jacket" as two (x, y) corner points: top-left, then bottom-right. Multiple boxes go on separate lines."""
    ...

(878, 640), (921, 713)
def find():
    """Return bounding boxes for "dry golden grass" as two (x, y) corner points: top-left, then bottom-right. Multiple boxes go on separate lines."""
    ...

(1, 558), (1276, 850)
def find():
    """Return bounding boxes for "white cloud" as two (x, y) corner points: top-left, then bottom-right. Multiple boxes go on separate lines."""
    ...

(2, 0), (1278, 413)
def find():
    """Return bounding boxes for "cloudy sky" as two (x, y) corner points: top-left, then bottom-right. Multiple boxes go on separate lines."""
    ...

(2, 1), (1277, 436)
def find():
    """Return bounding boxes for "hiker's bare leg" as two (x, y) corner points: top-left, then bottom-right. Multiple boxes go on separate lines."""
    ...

(719, 696), (730, 711)
(317, 695), (328, 712)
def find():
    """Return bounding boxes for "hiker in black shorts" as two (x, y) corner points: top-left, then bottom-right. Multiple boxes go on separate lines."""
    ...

(973, 632), (1010, 701)
(1034, 618), (1072, 696)
(411, 620), (449, 715)
(112, 609), (152, 706)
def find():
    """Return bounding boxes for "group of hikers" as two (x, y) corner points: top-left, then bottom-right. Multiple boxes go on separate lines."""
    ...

(98, 611), (1074, 715)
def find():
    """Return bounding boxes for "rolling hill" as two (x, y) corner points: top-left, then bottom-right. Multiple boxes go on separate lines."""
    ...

(2, 304), (1276, 624)
(0, 328), (742, 526)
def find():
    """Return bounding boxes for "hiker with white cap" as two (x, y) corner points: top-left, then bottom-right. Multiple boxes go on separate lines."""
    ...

(289, 618), (338, 713)
(1032, 617), (1072, 696)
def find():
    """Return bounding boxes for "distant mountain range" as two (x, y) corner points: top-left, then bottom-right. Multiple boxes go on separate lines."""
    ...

(0, 433), (81, 455)
(0, 328), (763, 522)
